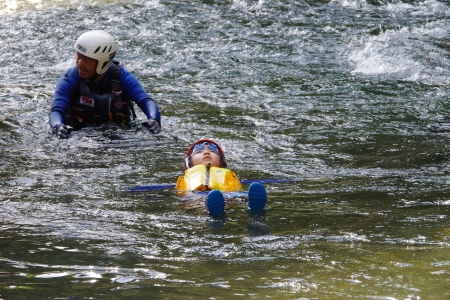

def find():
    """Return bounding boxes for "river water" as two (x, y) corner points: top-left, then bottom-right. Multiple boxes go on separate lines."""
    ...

(1, 0), (450, 299)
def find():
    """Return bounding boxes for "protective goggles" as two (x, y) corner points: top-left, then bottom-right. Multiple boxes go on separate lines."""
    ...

(192, 142), (220, 155)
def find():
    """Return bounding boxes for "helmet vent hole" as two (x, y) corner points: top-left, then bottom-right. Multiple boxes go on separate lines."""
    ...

(102, 46), (108, 53)
(108, 45), (112, 52)
(94, 46), (101, 54)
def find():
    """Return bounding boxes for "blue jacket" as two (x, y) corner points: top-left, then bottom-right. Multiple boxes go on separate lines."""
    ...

(49, 65), (161, 130)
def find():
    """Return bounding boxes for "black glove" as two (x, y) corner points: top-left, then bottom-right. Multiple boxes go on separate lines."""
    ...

(54, 124), (73, 139)
(142, 118), (161, 134)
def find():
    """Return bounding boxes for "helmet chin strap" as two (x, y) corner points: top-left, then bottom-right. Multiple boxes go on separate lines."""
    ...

(87, 61), (102, 82)
(185, 157), (192, 169)
(88, 73), (100, 82)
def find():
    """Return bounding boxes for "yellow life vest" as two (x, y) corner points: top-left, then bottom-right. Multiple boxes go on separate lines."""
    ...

(175, 164), (242, 192)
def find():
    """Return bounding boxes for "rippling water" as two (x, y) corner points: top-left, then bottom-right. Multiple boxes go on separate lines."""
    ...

(1, 0), (450, 298)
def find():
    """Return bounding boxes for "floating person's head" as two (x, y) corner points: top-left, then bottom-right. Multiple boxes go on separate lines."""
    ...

(184, 139), (227, 169)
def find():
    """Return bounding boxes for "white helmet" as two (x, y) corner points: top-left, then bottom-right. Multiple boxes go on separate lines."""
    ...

(74, 30), (117, 75)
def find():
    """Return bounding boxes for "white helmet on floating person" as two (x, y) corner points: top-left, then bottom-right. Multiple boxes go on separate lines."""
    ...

(74, 30), (117, 75)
